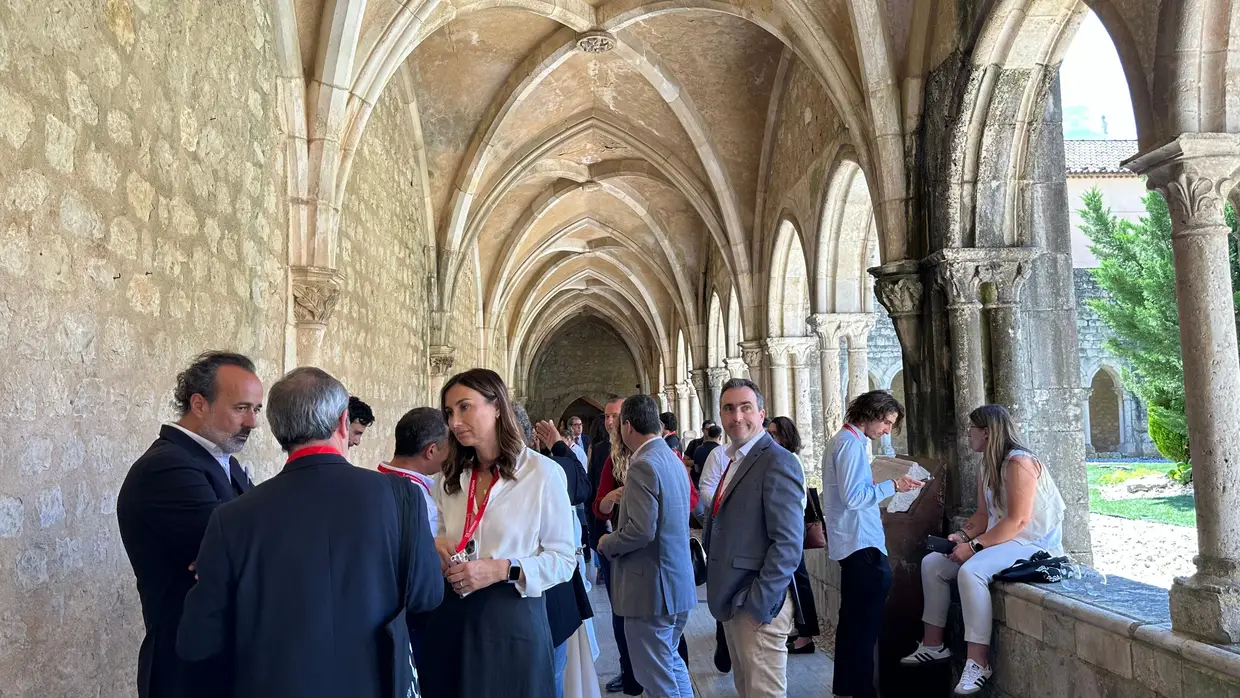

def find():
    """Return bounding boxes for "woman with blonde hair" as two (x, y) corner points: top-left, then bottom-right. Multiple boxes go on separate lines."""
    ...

(900, 404), (1066, 696)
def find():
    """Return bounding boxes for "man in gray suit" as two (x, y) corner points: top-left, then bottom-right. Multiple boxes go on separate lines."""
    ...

(703, 378), (805, 698)
(597, 394), (696, 698)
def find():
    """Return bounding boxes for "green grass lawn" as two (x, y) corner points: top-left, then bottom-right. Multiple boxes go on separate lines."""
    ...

(1087, 462), (1196, 528)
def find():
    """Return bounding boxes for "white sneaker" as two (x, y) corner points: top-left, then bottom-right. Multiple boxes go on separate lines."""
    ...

(954, 659), (993, 695)
(899, 642), (952, 665)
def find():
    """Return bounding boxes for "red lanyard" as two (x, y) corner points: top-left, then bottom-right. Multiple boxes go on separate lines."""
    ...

(411, 477), (431, 496)
(286, 445), (342, 463)
(711, 458), (736, 517)
(457, 466), (497, 553)
(844, 424), (863, 439)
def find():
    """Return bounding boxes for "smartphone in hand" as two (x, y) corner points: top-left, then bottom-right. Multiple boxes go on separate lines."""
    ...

(926, 535), (956, 555)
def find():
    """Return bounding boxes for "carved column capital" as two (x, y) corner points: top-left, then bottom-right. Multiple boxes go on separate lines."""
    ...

(739, 341), (765, 372)
(663, 384), (680, 401)
(763, 337), (795, 367)
(932, 258), (982, 309)
(1126, 133), (1240, 234)
(429, 345), (456, 377)
(870, 259), (924, 317)
(807, 313), (843, 347)
(929, 247), (1043, 308)
(688, 369), (708, 395)
(723, 357), (747, 380)
(707, 367), (731, 389)
(976, 249), (1040, 307)
(841, 314), (877, 343)
(291, 266), (346, 326)
(787, 337), (819, 367)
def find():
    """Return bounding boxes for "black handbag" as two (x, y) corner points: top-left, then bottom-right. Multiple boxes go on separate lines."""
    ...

(993, 550), (1073, 584)
(689, 537), (708, 586)
(382, 475), (421, 698)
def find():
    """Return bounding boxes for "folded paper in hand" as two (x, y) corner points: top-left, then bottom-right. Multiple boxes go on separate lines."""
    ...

(871, 456), (932, 513)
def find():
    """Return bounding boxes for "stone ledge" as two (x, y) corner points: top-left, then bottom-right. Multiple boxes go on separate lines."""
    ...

(995, 581), (1240, 688)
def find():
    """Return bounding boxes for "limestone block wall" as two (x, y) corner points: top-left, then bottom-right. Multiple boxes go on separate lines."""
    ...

(325, 86), (435, 471)
(525, 318), (640, 423)
(0, 0), (289, 694)
(449, 256), (480, 373)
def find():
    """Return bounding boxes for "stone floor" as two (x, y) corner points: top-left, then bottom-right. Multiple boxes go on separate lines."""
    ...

(586, 567), (836, 697)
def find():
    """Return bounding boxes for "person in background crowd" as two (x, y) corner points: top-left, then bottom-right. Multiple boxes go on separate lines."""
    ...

(117, 351), (261, 698)
(347, 395), (374, 449)
(660, 412), (681, 454)
(569, 414), (591, 455)
(822, 390), (923, 698)
(377, 406), (450, 533)
(683, 419), (715, 463)
(588, 398), (625, 693)
(766, 417), (818, 655)
(702, 379), (804, 698)
(690, 425), (723, 487)
(695, 434), (733, 674)
(176, 367), (443, 698)
(901, 404), (1065, 696)
(513, 405), (600, 698)
(419, 369), (576, 698)
(598, 395), (696, 698)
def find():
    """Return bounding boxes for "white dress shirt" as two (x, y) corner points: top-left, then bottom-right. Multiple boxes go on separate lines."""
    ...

(717, 430), (766, 500)
(165, 422), (232, 480)
(697, 445), (730, 506)
(434, 447), (576, 598)
(569, 440), (588, 468)
(377, 461), (439, 534)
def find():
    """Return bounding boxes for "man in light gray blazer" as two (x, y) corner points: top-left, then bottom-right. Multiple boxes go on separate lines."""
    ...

(703, 378), (805, 698)
(597, 394), (696, 698)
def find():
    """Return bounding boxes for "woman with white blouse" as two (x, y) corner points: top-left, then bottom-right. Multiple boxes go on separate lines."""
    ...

(417, 368), (577, 698)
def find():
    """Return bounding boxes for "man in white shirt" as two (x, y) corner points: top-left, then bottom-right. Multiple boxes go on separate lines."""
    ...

(376, 407), (449, 532)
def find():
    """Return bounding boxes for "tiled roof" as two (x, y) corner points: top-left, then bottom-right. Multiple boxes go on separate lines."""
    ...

(1064, 139), (1139, 175)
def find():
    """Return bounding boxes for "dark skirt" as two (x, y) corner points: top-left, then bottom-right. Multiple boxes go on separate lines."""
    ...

(416, 580), (556, 698)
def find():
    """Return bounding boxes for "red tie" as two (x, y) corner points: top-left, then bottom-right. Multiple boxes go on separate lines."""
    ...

(711, 458), (736, 517)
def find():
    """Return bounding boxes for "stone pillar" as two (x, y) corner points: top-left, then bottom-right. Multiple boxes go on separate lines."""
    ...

(1082, 388), (1094, 455)
(844, 315), (877, 402)
(808, 314), (845, 433)
(789, 338), (818, 463)
(1127, 134), (1240, 643)
(740, 340), (766, 391)
(662, 384), (678, 421)
(707, 367), (729, 424)
(871, 261), (931, 457)
(428, 345), (456, 403)
(677, 383), (691, 437)
(978, 252), (1038, 420)
(291, 265), (345, 367)
(658, 390), (670, 414)
(686, 374), (705, 437)
(931, 254), (985, 513)
(763, 338), (793, 417)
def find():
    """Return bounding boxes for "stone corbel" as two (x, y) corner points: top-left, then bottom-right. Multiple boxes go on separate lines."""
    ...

(291, 265), (345, 366)
(429, 345), (456, 377)
(870, 260), (924, 369)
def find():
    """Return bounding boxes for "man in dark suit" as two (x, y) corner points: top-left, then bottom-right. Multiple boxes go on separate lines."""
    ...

(117, 351), (263, 698)
(177, 367), (443, 698)
(568, 414), (590, 455)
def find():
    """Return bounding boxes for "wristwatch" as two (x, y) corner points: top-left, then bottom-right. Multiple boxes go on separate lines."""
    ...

(970, 541), (985, 554)
(506, 559), (522, 583)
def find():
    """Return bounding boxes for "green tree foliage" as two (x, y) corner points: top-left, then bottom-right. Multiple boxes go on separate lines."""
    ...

(1077, 187), (1240, 470)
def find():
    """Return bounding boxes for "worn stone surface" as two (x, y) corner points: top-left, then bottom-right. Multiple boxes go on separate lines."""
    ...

(525, 317), (640, 423)
(0, 1), (287, 695)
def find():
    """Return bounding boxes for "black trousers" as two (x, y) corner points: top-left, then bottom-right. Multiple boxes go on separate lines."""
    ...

(833, 547), (892, 698)
(792, 552), (820, 638)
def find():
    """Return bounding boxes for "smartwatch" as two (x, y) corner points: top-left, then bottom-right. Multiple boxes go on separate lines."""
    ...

(506, 559), (522, 583)
(970, 541), (985, 554)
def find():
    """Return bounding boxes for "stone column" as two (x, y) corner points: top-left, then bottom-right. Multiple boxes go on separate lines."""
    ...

(686, 374), (705, 437)
(658, 390), (670, 414)
(428, 345), (456, 403)
(740, 341), (766, 391)
(677, 383), (691, 436)
(707, 367), (729, 424)
(978, 252), (1038, 420)
(808, 314), (845, 432)
(1127, 134), (1240, 643)
(1081, 388), (1094, 455)
(662, 384), (678, 421)
(931, 253), (986, 513)
(844, 315), (877, 402)
(291, 265), (345, 367)
(871, 261), (930, 456)
(763, 338), (794, 417)
(788, 338), (819, 463)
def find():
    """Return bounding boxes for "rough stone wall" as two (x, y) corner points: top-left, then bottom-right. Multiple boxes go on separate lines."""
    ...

(526, 318), (639, 422)
(448, 256), (480, 375)
(0, 0), (287, 694)
(325, 86), (432, 472)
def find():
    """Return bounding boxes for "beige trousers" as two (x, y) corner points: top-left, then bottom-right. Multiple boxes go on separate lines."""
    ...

(722, 590), (795, 698)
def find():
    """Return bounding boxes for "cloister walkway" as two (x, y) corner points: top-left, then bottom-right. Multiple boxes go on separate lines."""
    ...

(587, 572), (836, 697)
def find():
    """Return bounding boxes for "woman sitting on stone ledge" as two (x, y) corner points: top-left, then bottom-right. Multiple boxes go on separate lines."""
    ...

(900, 404), (1066, 696)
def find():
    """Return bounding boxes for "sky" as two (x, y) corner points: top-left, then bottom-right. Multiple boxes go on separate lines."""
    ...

(1059, 11), (1137, 140)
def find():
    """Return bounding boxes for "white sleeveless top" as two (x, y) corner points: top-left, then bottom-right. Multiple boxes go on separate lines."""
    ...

(983, 449), (1066, 556)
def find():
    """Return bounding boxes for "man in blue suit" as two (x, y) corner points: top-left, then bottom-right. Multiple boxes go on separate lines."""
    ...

(702, 378), (804, 698)
(117, 351), (262, 698)
(598, 394), (696, 698)
(177, 367), (443, 698)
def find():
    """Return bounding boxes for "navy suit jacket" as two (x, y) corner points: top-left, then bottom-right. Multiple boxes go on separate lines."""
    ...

(117, 425), (254, 698)
(177, 452), (443, 698)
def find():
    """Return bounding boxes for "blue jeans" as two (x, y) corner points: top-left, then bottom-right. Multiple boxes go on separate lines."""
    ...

(553, 640), (568, 698)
